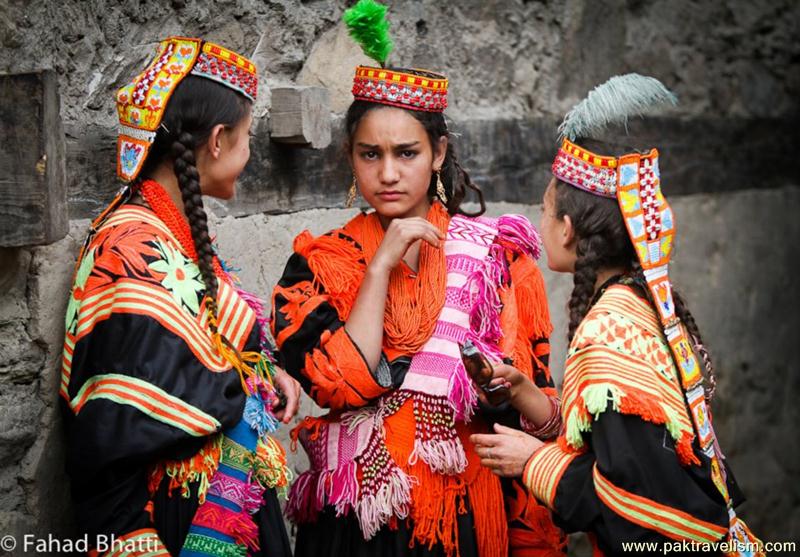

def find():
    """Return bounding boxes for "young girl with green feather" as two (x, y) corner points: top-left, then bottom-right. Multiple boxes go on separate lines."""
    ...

(272, 1), (565, 556)
(471, 75), (763, 556)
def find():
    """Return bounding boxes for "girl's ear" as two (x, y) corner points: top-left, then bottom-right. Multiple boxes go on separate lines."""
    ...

(432, 135), (448, 170)
(562, 214), (576, 250)
(205, 124), (226, 160)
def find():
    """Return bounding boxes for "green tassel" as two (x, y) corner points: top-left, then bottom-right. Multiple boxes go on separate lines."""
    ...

(582, 383), (619, 418)
(565, 406), (590, 449)
(343, 0), (393, 66)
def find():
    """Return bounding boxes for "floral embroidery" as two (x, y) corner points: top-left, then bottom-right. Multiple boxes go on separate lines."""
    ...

(148, 239), (205, 315)
(65, 248), (95, 334)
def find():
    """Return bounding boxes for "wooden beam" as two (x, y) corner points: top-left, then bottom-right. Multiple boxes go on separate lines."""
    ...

(269, 86), (331, 149)
(0, 70), (68, 247)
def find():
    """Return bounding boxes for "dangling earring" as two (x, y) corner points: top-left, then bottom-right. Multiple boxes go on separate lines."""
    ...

(346, 175), (357, 208)
(435, 169), (447, 203)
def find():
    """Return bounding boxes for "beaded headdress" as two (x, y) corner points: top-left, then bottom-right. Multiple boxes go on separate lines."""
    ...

(552, 75), (763, 551)
(344, 0), (448, 112)
(115, 36), (258, 182)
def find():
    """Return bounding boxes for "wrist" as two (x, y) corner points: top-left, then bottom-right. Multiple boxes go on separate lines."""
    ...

(509, 379), (534, 403)
(367, 259), (393, 277)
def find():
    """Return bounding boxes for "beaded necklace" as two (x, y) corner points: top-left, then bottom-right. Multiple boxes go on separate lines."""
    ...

(138, 179), (228, 282)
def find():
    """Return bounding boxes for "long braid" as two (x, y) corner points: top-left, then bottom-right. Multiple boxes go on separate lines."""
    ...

(172, 132), (220, 328)
(554, 179), (635, 341)
(567, 234), (606, 341)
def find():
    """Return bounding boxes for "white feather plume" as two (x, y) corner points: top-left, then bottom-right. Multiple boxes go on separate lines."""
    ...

(558, 74), (678, 141)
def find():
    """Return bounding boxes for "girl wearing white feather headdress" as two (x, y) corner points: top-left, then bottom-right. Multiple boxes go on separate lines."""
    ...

(470, 74), (763, 556)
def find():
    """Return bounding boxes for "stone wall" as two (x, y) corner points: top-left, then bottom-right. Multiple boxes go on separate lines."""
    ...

(1, 0), (798, 555)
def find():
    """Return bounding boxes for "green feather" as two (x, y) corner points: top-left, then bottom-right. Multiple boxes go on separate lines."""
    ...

(343, 0), (393, 66)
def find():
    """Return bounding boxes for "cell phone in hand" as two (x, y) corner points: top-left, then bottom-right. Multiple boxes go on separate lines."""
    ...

(459, 341), (510, 405)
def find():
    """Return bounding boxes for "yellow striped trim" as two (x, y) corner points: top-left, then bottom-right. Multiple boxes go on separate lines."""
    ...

(563, 347), (689, 419)
(71, 373), (220, 436)
(561, 138), (618, 168)
(99, 527), (170, 557)
(203, 41), (256, 73)
(59, 334), (76, 399)
(523, 443), (578, 509)
(73, 279), (254, 372)
(100, 206), (176, 241)
(593, 465), (728, 543)
(589, 285), (664, 339)
(564, 284), (693, 433)
(355, 65), (448, 91)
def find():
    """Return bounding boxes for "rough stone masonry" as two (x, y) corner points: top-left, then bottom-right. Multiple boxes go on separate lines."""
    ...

(0, 1), (798, 555)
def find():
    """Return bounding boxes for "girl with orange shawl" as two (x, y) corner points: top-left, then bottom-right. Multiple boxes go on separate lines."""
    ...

(271, 2), (564, 556)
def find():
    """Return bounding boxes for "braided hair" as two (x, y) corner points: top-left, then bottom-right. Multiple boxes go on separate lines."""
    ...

(345, 98), (486, 217)
(554, 164), (718, 398)
(553, 179), (635, 341)
(139, 75), (250, 331)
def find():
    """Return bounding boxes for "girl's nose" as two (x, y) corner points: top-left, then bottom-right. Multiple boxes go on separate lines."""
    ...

(379, 156), (400, 184)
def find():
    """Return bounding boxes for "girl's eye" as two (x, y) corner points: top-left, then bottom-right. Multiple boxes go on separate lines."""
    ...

(360, 151), (378, 160)
(400, 150), (418, 159)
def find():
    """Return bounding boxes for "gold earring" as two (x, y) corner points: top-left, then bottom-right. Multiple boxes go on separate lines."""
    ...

(435, 169), (447, 203)
(346, 176), (357, 208)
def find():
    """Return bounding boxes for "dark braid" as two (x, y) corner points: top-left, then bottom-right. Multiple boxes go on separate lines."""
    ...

(553, 179), (635, 341)
(171, 132), (220, 321)
(345, 97), (486, 217)
(138, 75), (249, 332)
(568, 234), (608, 341)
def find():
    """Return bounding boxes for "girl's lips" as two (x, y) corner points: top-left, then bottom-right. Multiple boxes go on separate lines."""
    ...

(377, 191), (404, 201)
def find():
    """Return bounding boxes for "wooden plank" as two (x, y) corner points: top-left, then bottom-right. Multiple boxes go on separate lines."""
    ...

(269, 86), (331, 149)
(0, 70), (67, 247)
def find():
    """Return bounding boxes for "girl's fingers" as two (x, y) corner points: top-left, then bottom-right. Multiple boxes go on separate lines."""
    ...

(470, 433), (497, 446)
(493, 423), (521, 435)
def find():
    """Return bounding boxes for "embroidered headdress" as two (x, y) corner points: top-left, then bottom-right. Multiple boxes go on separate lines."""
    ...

(115, 36), (258, 182)
(345, 0), (448, 112)
(552, 74), (762, 553)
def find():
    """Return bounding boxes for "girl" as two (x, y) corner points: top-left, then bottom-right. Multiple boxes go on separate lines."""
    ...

(271, 2), (563, 556)
(61, 37), (300, 557)
(471, 75), (762, 556)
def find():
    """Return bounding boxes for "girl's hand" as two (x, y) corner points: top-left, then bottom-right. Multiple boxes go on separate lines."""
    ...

(491, 363), (528, 391)
(470, 423), (545, 477)
(271, 367), (301, 424)
(480, 363), (530, 403)
(370, 217), (444, 274)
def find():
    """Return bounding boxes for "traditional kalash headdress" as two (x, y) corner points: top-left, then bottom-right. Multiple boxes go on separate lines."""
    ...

(344, 0), (448, 112)
(553, 75), (762, 555)
(115, 36), (258, 182)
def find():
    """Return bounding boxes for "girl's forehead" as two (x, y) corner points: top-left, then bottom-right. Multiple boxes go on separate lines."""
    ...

(356, 108), (426, 137)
